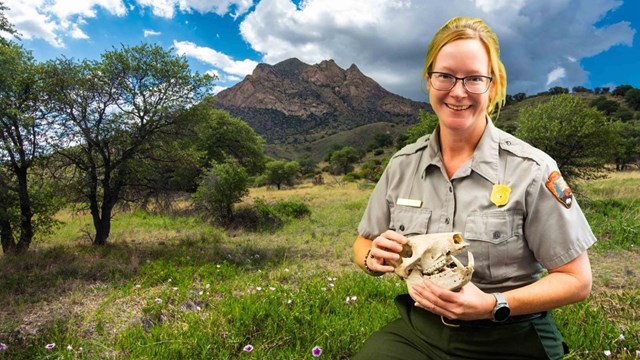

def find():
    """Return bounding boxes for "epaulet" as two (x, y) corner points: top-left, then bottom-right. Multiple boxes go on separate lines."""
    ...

(392, 134), (431, 159)
(497, 130), (550, 167)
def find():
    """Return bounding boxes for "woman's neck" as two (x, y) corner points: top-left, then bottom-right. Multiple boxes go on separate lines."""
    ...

(439, 119), (487, 178)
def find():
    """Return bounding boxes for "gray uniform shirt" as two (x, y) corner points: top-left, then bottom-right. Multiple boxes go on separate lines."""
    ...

(358, 120), (597, 292)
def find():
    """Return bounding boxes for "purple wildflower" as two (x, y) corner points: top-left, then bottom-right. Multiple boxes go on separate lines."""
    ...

(0, 343), (7, 351)
(46, 343), (56, 350)
(312, 346), (322, 357)
(243, 344), (254, 352)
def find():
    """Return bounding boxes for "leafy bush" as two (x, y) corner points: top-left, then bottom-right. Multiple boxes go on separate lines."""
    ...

(272, 201), (311, 219)
(193, 161), (249, 224)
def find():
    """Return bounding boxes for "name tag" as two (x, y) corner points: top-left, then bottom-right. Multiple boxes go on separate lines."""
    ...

(397, 198), (422, 208)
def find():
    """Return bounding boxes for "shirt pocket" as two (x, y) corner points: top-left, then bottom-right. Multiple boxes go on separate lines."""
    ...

(389, 206), (432, 236)
(464, 210), (526, 282)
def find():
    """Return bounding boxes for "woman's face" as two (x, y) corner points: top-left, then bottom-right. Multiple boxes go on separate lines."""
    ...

(428, 38), (492, 135)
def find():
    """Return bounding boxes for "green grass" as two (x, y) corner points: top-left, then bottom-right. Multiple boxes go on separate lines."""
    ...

(1, 172), (639, 359)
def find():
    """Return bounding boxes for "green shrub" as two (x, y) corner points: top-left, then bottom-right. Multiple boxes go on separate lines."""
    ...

(272, 201), (311, 219)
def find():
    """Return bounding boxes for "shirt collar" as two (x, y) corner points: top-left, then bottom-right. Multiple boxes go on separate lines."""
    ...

(422, 118), (500, 184)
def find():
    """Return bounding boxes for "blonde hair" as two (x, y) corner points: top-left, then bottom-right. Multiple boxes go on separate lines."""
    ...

(422, 17), (507, 116)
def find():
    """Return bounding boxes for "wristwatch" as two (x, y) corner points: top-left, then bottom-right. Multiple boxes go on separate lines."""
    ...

(491, 292), (511, 322)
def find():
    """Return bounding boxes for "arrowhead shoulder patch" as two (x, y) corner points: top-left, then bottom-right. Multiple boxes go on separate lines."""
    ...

(545, 171), (573, 209)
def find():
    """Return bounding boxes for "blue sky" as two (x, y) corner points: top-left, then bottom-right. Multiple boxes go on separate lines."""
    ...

(2, 0), (638, 101)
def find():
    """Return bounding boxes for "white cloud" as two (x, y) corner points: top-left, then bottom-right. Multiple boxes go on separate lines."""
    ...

(4, 0), (64, 47)
(143, 29), (162, 37)
(173, 40), (258, 77)
(3, 0), (126, 47)
(48, 0), (127, 19)
(135, 0), (254, 19)
(546, 67), (566, 86)
(239, 0), (635, 99)
(69, 23), (89, 39)
(212, 85), (229, 94)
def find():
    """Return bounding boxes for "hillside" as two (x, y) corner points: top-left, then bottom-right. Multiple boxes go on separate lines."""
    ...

(264, 122), (412, 162)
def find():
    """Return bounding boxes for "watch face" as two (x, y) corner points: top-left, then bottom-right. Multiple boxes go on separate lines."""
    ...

(494, 306), (511, 322)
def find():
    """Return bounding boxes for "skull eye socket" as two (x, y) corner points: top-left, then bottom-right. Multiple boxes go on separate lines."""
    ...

(453, 234), (462, 244)
(399, 244), (413, 258)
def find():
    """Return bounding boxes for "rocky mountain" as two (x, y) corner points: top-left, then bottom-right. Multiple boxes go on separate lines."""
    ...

(214, 58), (429, 145)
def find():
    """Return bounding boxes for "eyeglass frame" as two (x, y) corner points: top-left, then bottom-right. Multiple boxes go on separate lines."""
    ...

(427, 71), (493, 94)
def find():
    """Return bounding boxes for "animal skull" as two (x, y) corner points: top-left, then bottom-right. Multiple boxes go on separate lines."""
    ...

(389, 232), (474, 292)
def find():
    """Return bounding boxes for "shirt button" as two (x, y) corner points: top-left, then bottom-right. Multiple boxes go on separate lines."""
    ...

(493, 231), (501, 239)
(449, 186), (453, 193)
(399, 225), (405, 232)
(445, 217), (450, 225)
(506, 140), (512, 146)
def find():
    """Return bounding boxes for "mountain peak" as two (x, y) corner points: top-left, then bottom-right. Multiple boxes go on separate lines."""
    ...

(215, 58), (429, 144)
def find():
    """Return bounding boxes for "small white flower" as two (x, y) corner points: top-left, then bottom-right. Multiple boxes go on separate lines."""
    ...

(256, 287), (262, 291)
(67, 344), (73, 351)
(198, 291), (203, 295)
(619, 334), (625, 341)
(155, 298), (162, 304)
(216, 264), (221, 268)
(269, 287), (276, 291)
(287, 299), (293, 304)
(135, 284), (141, 289)
(168, 278), (172, 283)
(205, 284), (210, 289)
(604, 350), (612, 357)
(284, 268), (290, 272)
(329, 283), (335, 288)
(172, 287), (178, 291)
(321, 287), (327, 291)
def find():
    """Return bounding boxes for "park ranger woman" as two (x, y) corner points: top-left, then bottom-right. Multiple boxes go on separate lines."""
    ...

(353, 16), (596, 359)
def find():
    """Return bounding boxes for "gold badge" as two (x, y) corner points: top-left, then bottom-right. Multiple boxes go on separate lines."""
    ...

(490, 184), (511, 207)
(545, 171), (573, 208)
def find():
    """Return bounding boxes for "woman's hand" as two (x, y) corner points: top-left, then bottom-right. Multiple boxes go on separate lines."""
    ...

(409, 279), (495, 321)
(366, 230), (408, 274)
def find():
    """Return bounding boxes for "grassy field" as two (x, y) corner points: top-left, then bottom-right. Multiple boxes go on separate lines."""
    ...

(0, 171), (638, 359)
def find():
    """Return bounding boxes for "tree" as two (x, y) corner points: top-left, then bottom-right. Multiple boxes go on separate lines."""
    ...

(193, 161), (249, 223)
(264, 159), (299, 190)
(329, 147), (360, 175)
(612, 85), (633, 97)
(0, 1), (17, 44)
(611, 121), (640, 171)
(42, 44), (212, 245)
(548, 86), (569, 95)
(516, 94), (617, 183)
(572, 86), (592, 93)
(403, 110), (438, 145)
(0, 42), (62, 254)
(590, 96), (620, 116)
(188, 100), (265, 176)
(624, 88), (640, 111)
(297, 154), (317, 177)
(127, 99), (265, 209)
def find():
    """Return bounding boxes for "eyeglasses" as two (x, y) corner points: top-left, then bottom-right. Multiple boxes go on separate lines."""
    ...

(427, 72), (493, 94)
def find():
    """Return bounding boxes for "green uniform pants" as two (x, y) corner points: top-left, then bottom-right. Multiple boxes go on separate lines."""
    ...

(353, 295), (567, 360)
